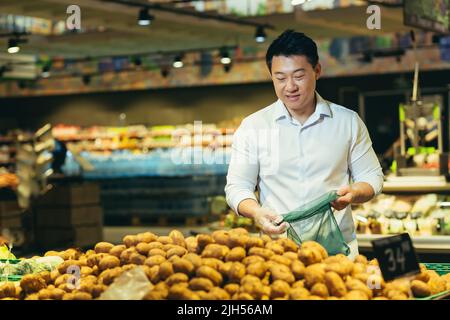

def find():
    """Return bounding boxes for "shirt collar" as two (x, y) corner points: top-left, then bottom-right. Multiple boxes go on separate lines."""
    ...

(273, 91), (332, 123)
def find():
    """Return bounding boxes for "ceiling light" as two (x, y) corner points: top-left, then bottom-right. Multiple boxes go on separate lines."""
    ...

(138, 8), (154, 26)
(41, 64), (51, 78)
(220, 48), (231, 65)
(255, 26), (267, 43)
(173, 55), (184, 68)
(7, 38), (19, 54)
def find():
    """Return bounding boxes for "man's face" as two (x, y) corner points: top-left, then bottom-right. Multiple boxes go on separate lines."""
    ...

(270, 55), (321, 112)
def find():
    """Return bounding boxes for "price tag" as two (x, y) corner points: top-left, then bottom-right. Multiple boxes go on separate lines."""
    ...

(371, 233), (420, 281)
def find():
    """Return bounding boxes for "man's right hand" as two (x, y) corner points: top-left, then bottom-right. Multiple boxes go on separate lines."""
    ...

(254, 207), (288, 235)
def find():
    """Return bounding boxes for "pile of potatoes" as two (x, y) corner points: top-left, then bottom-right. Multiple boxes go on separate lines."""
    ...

(0, 228), (449, 300)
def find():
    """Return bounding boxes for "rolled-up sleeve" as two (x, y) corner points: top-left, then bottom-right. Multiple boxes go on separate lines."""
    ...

(349, 113), (384, 196)
(225, 119), (259, 214)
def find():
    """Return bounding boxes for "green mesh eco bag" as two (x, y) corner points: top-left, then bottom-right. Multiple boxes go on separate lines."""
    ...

(281, 191), (350, 256)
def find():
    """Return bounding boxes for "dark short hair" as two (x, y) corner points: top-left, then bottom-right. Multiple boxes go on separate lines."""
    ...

(266, 30), (319, 72)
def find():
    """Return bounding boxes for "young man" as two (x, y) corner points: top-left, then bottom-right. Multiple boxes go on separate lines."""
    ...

(225, 30), (383, 259)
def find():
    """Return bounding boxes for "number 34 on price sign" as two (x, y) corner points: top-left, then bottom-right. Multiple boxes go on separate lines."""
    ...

(371, 233), (421, 282)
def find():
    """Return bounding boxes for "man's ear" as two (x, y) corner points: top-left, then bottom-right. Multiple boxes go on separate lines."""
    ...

(314, 62), (322, 80)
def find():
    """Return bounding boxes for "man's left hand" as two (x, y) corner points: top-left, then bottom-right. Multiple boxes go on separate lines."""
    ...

(331, 185), (353, 211)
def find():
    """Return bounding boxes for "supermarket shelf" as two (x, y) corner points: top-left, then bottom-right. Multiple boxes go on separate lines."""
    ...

(382, 182), (450, 193)
(357, 234), (450, 254)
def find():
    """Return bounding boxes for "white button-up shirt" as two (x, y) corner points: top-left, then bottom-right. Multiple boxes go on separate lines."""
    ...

(225, 92), (384, 254)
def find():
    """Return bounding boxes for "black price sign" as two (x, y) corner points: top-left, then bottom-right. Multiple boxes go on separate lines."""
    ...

(371, 233), (420, 281)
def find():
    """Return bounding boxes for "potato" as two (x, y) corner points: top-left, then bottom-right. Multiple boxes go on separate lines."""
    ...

(246, 261), (267, 279)
(168, 230), (186, 247)
(189, 277), (214, 292)
(166, 246), (187, 259)
(135, 242), (152, 256)
(24, 294), (39, 300)
(99, 267), (123, 285)
(60, 248), (82, 261)
(162, 244), (177, 252)
(372, 296), (389, 300)
(95, 242), (114, 254)
(276, 238), (298, 253)
(311, 283), (329, 298)
(20, 274), (47, 294)
(148, 248), (166, 258)
(137, 232), (158, 243)
(325, 261), (354, 278)
(385, 289), (408, 300)
(201, 244), (229, 260)
(351, 263), (367, 276)
(270, 255), (291, 267)
(44, 250), (60, 257)
(148, 242), (164, 250)
(183, 253), (202, 269)
(211, 230), (230, 246)
(145, 255), (166, 267)
(54, 274), (71, 287)
(157, 236), (173, 245)
(148, 266), (160, 284)
(72, 292), (93, 300)
(158, 262), (174, 281)
(39, 271), (51, 285)
(304, 264), (326, 288)
(282, 251), (298, 262)
(384, 279), (411, 297)
(345, 278), (373, 299)
(99, 255), (121, 271)
(58, 259), (82, 274)
(270, 264), (295, 284)
(185, 237), (198, 253)
(173, 258), (195, 276)
(0, 283), (16, 299)
(354, 255), (368, 265)
(428, 277), (447, 295)
(230, 228), (249, 236)
(196, 234), (213, 251)
(325, 272), (347, 297)
(202, 258), (224, 271)
(123, 235), (139, 248)
(261, 235), (272, 245)
(224, 283), (240, 296)
(219, 261), (233, 278)
(50, 288), (65, 300)
(119, 248), (137, 265)
(291, 260), (306, 280)
(369, 259), (379, 266)
(298, 248), (323, 266)
(80, 266), (93, 277)
(266, 242), (284, 255)
(234, 292), (254, 300)
(246, 237), (264, 250)
(226, 247), (246, 262)
(168, 284), (199, 300)
(196, 266), (223, 286)
(228, 262), (246, 283)
(289, 287), (310, 300)
(411, 280), (431, 298)
(166, 273), (189, 286)
(248, 247), (274, 260)
(292, 280), (305, 289)
(301, 241), (328, 259)
(242, 255), (265, 266)
(240, 278), (268, 299)
(129, 253), (146, 265)
(227, 233), (248, 248)
(206, 287), (230, 300)
(270, 280), (290, 299)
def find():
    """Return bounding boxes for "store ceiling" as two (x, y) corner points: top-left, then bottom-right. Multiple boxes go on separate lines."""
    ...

(0, 0), (416, 58)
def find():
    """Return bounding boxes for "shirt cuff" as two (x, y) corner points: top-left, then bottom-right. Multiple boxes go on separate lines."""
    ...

(355, 173), (384, 197)
(227, 191), (258, 215)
